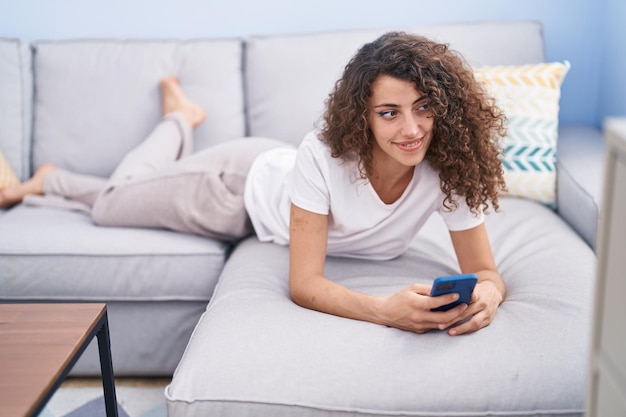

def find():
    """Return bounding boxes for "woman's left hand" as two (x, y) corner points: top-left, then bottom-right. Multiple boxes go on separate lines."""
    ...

(437, 279), (503, 336)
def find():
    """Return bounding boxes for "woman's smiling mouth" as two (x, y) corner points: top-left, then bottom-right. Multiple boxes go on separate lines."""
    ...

(393, 137), (424, 152)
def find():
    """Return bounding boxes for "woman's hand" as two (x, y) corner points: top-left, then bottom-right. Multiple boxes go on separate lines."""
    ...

(376, 283), (471, 334)
(435, 279), (503, 336)
(378, 279), (503, 335)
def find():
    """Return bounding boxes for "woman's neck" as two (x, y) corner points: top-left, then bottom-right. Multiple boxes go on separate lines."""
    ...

(368, 160), (415, 205)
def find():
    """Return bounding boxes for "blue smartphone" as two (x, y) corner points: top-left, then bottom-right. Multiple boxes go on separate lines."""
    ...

(429, 273), (478, 312)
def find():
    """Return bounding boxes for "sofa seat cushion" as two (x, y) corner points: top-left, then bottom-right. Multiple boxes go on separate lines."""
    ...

(166, 197), (595, 417)
(71, 300), (211, 376)
(0, 205), (228, 302)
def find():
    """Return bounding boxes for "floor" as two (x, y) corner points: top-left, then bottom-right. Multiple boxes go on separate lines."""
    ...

(41, 377), (170, 417)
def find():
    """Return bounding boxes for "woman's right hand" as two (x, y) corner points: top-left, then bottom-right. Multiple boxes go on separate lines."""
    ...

(376, 284), (469, 333)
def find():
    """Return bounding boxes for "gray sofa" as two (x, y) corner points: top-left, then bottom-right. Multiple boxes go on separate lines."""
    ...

(0, 21), (604, 416)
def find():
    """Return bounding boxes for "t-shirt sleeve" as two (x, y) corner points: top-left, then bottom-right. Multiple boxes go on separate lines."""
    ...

(438, 196), (485, 231)
(288, 133), (331, 215)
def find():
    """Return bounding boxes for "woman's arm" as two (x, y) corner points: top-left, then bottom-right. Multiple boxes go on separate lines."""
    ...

(289, 203), (466, 333)
(443, 222), (506, 335)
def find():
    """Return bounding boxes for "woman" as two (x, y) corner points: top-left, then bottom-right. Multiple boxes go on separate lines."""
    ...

(0, 32), (507, 336)
(285, 32), (507, 336)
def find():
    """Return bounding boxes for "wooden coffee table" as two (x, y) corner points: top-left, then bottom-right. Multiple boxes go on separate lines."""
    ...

(0, 303), (118, 417)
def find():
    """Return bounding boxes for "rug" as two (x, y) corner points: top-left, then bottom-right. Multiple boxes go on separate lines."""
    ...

(37, 384), (167, 417)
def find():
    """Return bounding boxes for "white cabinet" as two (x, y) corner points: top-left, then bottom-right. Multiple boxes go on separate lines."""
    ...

(587, 118), (626, 416)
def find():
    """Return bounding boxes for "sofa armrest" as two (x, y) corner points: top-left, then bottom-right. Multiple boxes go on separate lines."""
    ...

(556, 124), (605, 250)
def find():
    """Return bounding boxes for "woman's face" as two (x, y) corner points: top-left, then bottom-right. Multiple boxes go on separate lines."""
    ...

(367, 75), (434, 173)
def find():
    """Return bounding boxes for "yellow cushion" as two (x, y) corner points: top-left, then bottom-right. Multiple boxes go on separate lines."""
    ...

(0, 151), (20, 189)
(474, 61), (570, 206)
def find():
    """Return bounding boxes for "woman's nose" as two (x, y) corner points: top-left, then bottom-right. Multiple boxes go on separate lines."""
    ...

(400, 114), (420, 138)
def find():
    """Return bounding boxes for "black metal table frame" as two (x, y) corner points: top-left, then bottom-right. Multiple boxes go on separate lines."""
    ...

(29, 306), (119, 417)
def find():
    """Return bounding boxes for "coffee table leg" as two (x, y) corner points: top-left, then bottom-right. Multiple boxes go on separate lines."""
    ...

(97, 311), (119, 417)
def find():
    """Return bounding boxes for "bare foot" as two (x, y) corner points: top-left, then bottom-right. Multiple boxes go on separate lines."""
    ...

(0, 163), (57, 208)
(160, 77), (206, 128)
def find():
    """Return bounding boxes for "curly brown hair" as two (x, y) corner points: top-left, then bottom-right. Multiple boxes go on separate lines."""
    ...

(320, 32), (507, 213)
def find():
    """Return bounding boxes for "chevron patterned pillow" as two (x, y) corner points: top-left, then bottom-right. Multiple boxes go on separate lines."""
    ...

(0, 151), (20, 190)
(475, 61), (570, 206)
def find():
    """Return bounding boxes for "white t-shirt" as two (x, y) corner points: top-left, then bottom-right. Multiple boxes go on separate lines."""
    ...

(244, 131), (483, 260)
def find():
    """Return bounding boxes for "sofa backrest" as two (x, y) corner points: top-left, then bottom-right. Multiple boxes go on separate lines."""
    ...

(31, 39), (245, 178)
(245, 21), (545, 145)
(0, 21), (546, 178)
(0, 38), (32, 181)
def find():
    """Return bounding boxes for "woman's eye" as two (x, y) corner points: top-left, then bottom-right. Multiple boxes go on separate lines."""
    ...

(416, 102), (430, 112)
(377, 110), (396, 119)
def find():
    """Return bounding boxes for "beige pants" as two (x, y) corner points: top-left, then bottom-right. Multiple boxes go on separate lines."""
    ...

(43, 113), (288, 241)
